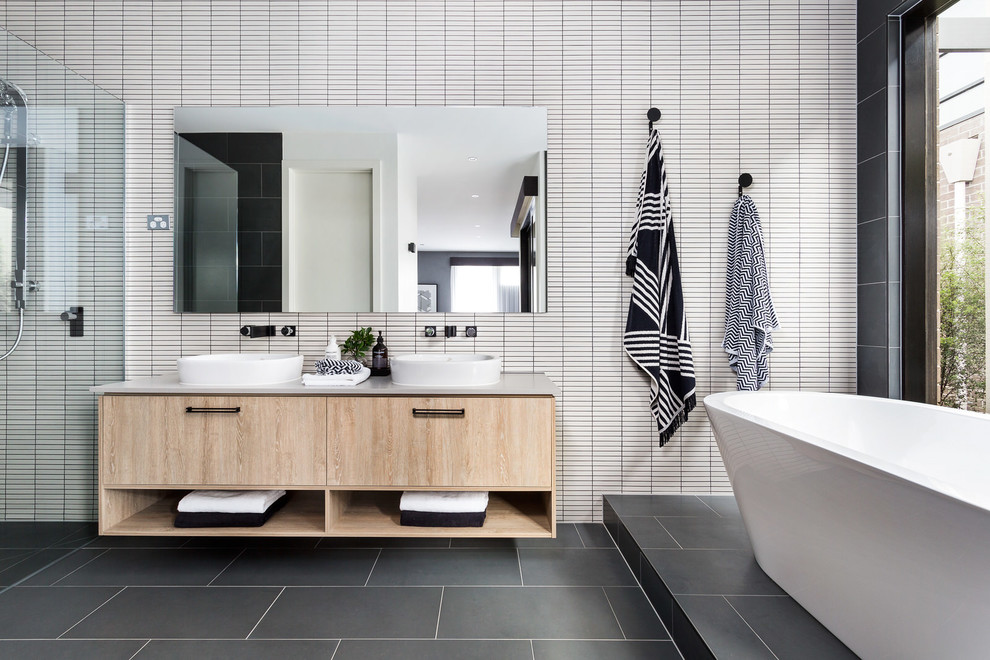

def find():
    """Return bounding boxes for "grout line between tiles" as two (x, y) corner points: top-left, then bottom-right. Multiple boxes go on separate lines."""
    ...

(207, 548), (246, 586)
(516, 548), (524, 586)
(56, 586), (127, 639)
(722, 595), (782, 660)
(600, 586), (627, 640)
(49, 549), (111, 586)
(530, 638), (536, 660)
(245, 586), (286, 640)
(127, 639), (151, 660)
(363, 549), (382, 587)
(434, 586), (445, 640)
(328, 638), (341, 660)
(653, 517), (684, 550)
(694, 495), (722, 517)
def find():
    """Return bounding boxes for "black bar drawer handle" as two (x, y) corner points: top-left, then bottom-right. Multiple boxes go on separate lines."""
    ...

(185, 406), (241, 414)
(412, 408), (465, 417)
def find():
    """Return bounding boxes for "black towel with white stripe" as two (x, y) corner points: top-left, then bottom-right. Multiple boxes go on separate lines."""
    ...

(722, 194), (778, 390)
(623, 126), (696, 446)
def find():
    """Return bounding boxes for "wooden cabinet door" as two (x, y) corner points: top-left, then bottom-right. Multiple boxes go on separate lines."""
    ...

(100, 395), (327, 486)
(327, 396), (554, 488)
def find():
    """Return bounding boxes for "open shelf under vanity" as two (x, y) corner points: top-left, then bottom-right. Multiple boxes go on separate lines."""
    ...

(99, 488), (555, 538)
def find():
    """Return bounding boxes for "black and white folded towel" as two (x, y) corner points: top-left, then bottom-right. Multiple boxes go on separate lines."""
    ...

(175, 493), (289, 528)
(314, 359), (364, 376)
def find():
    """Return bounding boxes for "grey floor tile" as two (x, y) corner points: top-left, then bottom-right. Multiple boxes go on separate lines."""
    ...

(82, 536), (191, 549)
(0, 522), (93, 549)
(63, 586), (280, 639)
(210, 549), (378, 586)
(251, 586), (441, 639)
(20, 549), (107, 586)
(677, 595), (775, 659)
(367, 548), (522, 586)
(533, 640), (682, 660)
(604, 587), (669, 640)
(0, 549), (85, 587)
(334, 639), (533, 660)
(135, 639), (340, 659)
(182, 537), (323, 549)
(0, 549), (38, 573)
(604, 495), (718, 518)
(50, 524), (99, 549)
(727, 595), (858, 659)
(0, 586), (121, 638)
(643, 549), (785, 596)
(621, 517), (679, 549)
(0, 640), (145, 660)
(657, 515), (753, 550)
(317, 536), (452, 549)
(697, 495), (742, 517)
(451, 524), (584, 548)
(574, 523), (616, 548)
(518, 548), (637, 586)
(438, 586), (624, 639)
(52, 548), (240, 586)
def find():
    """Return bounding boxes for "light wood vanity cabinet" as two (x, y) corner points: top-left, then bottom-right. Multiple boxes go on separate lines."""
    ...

(101, 395), (327, 486)
(328, 397), (553, 488)
(96, 376), (557, 538)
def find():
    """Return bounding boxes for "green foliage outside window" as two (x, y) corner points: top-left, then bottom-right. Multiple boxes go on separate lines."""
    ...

(938, 199), (986, 412)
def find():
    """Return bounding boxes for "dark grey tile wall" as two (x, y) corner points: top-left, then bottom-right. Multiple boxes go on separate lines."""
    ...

(857, 0), (904, 398)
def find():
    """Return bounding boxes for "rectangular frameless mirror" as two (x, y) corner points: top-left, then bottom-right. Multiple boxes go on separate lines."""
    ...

(173, 106), (548, 313)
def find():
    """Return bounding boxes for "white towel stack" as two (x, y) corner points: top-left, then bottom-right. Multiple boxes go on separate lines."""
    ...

(302, 366), (371, 387)
(177, 489), (286, 514)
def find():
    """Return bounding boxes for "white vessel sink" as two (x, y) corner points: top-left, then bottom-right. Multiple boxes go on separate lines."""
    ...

(176, 353), (303, 386)
(390, 353), (502, 387)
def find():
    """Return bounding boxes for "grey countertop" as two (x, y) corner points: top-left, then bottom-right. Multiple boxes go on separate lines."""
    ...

(91, 372), (560, 397)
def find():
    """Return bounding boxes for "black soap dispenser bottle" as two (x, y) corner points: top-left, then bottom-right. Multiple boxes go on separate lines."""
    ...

(371, 331), (390, 377)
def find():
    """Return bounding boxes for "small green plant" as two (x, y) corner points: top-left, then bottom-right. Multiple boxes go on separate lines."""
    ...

(341, 327), (375, 362)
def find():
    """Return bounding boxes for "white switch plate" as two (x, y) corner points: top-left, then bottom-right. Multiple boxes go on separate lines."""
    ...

(147, 214), (170, 230)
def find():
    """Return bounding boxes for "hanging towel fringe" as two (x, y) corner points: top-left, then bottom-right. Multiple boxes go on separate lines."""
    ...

(623, 126), (697, 447)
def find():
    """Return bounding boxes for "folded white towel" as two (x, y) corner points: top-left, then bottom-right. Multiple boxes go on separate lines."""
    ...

(302, 366), (371, 387)
(399, 490), (489, 514)
(177, 489), (286, 514)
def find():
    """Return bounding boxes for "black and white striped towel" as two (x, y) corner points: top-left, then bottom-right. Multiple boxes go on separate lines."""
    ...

(315, 359), (364, 376)
(722, 194), (778, 391)
(623, 126), (696, 446)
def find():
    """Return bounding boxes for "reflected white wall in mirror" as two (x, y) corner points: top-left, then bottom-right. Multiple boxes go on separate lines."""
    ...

(173, 106), (548, 313)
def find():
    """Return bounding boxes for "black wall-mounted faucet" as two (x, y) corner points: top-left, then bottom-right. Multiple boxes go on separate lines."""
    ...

(240, 325), (276, 338)
(60, 306), (84, 337)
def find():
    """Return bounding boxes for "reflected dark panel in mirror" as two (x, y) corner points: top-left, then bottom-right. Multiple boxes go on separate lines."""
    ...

(174, 132), (283, 312)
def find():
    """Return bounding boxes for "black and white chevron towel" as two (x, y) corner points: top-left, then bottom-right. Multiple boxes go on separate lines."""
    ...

(315, 359), (364, 376)
(623, 126), (696, 446)
(722, 194), (779, 391)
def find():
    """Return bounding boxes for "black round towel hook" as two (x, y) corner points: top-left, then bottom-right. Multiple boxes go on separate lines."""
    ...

(738, 173), (753, 197)
(647, 107), (661, 130)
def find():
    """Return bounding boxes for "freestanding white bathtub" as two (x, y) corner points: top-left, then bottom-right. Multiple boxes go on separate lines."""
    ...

(705, 391), (990, 660)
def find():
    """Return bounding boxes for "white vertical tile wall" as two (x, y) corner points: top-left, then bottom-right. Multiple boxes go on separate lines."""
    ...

(2, 0), (857, 522)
